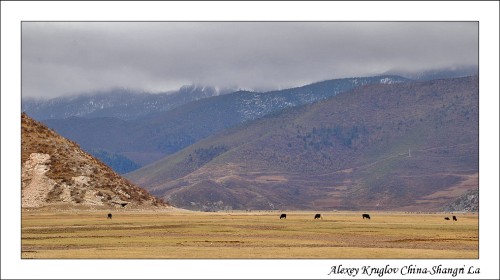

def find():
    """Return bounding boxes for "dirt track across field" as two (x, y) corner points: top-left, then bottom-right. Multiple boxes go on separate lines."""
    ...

(21, 210), (478, 259)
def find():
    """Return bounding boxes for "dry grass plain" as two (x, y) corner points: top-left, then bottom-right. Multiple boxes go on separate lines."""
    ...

(21, 209), (478, 259)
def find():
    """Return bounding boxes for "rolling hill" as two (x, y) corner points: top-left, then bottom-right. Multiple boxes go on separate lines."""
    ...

(21, 113), (166, 209)
(41, 75), (410, 172)
(125, 76), (479, 212)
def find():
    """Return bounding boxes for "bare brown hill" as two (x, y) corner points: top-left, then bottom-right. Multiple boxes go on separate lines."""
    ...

(21, 113), (166, 209)
(126, 76), (479, 212)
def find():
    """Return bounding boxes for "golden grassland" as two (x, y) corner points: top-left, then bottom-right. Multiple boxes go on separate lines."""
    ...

(21, 209), (478, 259)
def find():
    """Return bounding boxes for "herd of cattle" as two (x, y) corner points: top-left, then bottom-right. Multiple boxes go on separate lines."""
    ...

(278, 213), (458, 221)
(279, 213), (371, 220)
(107, 212), (458, 221)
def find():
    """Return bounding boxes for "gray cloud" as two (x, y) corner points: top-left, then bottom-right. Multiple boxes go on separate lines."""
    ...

(22, 22), (478, 98)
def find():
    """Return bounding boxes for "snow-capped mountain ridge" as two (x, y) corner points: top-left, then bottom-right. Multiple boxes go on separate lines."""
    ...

(22, 85), (231, 120)
(236, 75), (410, 121)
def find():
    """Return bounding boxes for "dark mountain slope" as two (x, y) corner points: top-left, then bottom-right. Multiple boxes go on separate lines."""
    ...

(126, 76), (479, 211)
(43, 75), (410, 171)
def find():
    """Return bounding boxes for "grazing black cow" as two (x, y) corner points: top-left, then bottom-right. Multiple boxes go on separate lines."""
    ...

(362, 213), (371, 220)
(280, 214), (287, 219)
(444, 217), (450, 220)
(314, 213), (322, 219)
(107, 213), (112, 219)
(452, 216), (457, 221)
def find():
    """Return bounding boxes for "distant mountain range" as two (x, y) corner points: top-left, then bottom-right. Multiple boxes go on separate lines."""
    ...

(22, 67), (477, 121)
(32, 75), (411, 172)
(125, 76), (479, 212)
(21, 113), (165, 209)
(384, 65), (478, 81)
(20, 69), (479, 211)
(22, 85), (234, 121)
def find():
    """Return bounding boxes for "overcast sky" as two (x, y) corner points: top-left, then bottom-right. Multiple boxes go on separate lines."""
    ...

(22, 22), (478, 99)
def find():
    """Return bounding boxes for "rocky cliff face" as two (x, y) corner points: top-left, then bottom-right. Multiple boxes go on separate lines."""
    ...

(21, 112), (166, 209)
